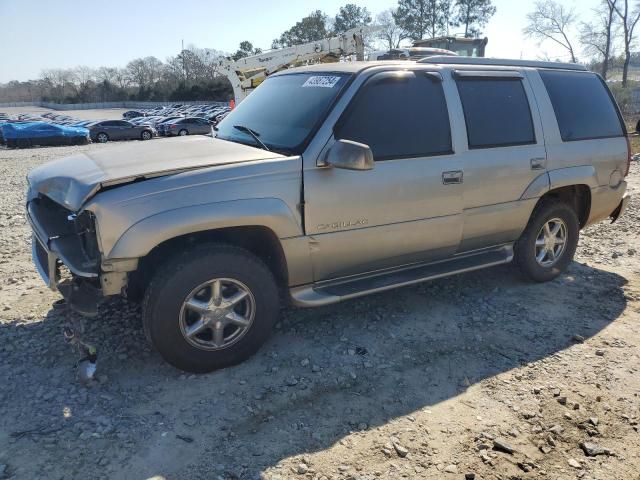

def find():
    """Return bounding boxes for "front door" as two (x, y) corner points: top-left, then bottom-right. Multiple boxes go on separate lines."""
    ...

(303, 70), (464, 282)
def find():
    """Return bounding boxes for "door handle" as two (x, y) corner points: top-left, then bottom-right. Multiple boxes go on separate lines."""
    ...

(530, 157), (546, 170)
(442, 170), (463, 185)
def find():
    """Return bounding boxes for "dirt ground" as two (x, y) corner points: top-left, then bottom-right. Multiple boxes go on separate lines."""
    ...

(0, 138), (639, 480)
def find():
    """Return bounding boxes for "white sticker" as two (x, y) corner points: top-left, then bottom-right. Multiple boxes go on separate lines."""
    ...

(302, 75), (341, 88)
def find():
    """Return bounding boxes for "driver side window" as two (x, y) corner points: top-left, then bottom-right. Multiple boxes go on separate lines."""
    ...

(335, 71), (452, 161)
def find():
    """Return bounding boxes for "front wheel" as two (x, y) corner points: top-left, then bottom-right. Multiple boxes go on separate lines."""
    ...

(141, 130), (152, 140)
(96, 132), (109, 143)
(514, 200), (579, 282)
(142, 244), (279, 373)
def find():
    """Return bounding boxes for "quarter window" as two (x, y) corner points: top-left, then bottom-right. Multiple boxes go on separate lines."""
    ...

(456, 77), (535, 149)
(335, 71), (452, 160)
(539, 70), (624, 141)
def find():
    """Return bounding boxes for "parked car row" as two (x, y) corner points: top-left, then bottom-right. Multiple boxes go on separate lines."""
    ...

(123, 104), (231, 125)
(0, 103), (231, 148)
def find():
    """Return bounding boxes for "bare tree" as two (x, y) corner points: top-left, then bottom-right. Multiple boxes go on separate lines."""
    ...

(524, 0), (578, 63)
(609, 0), (640, 86)
(375, 9), (405, 49)
(113, 68), (130, 90)
(580, 0), (618, 79)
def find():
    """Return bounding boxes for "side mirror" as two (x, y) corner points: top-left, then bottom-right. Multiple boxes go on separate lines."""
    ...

(323, 139), (374, 171)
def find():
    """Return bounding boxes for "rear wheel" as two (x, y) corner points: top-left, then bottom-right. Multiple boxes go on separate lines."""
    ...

(514, 200), (579, 282)
(142, 243), (279, 373)
(178, 129), (188, 136)
(96, 132), (109, 143)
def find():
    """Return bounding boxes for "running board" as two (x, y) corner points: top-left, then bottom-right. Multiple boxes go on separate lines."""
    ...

(290, 245), (513, 307)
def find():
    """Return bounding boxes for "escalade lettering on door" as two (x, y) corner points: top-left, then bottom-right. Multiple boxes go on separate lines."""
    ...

(317, 218), (368, 231)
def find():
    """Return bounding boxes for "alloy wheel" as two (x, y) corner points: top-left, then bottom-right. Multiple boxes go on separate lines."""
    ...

(179, 278), (256, 351)
(534, 218), (567, 267)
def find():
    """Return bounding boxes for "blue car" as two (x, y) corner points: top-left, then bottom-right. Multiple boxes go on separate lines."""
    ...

(0, 122), (90, 148)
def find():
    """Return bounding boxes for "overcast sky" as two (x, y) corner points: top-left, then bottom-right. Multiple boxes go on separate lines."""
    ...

(1, 0), (602, 83)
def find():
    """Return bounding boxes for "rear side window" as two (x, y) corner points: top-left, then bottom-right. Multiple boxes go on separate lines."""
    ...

(456, 77), (535, 149)
(336, 71), (452, 160)
(539, 70), (624, 141)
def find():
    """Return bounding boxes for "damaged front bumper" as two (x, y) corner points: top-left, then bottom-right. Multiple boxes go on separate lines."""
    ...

(27, 200), (103, 316)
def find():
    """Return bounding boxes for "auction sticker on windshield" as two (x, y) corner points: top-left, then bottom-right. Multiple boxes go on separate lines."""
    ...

(302, 76), (342, 88)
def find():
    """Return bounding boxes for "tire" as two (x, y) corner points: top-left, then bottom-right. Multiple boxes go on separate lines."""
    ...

(142, 243), (279, 373)
(178, 129), (188, 136)
(141, 130), (152, 141)
(96, 132), (109, 143)
(514, 199), (579, 282)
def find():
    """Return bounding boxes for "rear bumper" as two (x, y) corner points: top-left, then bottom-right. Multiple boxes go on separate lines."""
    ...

(610, 192), (631, 223)
(587, 181), (628, 226)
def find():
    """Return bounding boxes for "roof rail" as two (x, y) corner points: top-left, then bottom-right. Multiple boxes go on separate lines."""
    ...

(418, 56), (587, 71)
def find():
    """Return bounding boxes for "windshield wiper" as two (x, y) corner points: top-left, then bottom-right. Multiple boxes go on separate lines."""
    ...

(233, 125), (270, 151)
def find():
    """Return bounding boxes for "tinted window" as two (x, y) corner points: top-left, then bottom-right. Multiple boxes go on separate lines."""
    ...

(336, 71), (451, 160)
(100, 121), (117, 127)
(539, 70), (623, 141)
(457, 77), (535, 149)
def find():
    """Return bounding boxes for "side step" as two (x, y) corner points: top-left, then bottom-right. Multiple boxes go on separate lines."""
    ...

(290, 244), (513, 307)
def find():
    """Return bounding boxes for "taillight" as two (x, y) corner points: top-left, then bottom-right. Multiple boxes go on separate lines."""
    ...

(625, 135), (632, 177)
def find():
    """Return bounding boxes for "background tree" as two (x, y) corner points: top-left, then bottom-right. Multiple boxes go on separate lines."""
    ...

(232, 41), (262, 61)
(375, 9), (406, 49)
(580, 0), (618, 79)
(394, 0), (451, 41)
(333, 4), (372, 32)
(524, 0), (579, 63)
(452, 0), (496, 37)
(272, 10), (329, 48)
(609, 0), (640, 86)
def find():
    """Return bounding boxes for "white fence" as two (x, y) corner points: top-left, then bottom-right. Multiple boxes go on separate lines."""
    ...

(0, 100), (227, 110)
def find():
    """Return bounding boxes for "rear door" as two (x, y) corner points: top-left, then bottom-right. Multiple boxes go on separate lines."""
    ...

(450, 70), (548, 252)
(304, 69), (464, 281)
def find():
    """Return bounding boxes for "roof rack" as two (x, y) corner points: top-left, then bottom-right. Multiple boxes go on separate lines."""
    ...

(418, 56), (587, 71)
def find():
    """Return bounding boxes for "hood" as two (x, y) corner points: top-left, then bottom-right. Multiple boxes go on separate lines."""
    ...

(27, 136), (283, 211)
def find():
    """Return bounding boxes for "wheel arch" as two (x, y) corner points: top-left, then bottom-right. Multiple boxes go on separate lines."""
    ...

(535, 184), (591, 228)
(128, 225), (290, 300)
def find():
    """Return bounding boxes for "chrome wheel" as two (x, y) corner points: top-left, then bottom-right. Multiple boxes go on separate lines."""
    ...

(178, 129), (188, 136)
(141, 131), (152, 140)
(179, 278), (255, 351)
(97, 133), (108, 143)
(535, 218), (567, 267)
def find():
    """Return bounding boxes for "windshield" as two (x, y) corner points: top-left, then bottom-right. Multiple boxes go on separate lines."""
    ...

(216, 72), (351, 154)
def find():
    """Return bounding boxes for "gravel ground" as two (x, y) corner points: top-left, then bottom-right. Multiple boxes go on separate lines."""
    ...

(0, 142), (639, 480)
